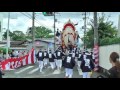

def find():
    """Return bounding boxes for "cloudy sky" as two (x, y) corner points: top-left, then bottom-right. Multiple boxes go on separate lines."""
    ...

(1, 12), (120, 38)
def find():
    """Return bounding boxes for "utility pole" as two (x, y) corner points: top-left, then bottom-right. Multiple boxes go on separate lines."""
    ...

(54, 12), (56, 51)
(32, 12), (35, 49)
(94, 12), (98, 45)
(84, 12), (86, 50)
(94, 12), (99, 71)
(6, 12), (10, 59)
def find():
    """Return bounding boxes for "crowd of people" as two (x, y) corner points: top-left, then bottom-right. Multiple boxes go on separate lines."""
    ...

(0, 47), (120, 78)
(0, 49), (28, 78)
(36, 45), (120, 78)
(0, 50), (28, 62)
(36, 46), (95, 78)
(10, 50), (27, 58)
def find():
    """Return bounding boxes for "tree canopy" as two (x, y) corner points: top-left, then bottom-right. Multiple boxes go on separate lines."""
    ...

(12, 31), (26, 41)
(83, 13), (118, 48)
(3, 26), (54, 41)
(3, 30), (26, 41)
(27, 26), (54, 39)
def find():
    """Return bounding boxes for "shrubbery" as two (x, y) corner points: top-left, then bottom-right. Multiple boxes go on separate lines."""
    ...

(100, 37), (120, 46)
(0, 48), (12, 54)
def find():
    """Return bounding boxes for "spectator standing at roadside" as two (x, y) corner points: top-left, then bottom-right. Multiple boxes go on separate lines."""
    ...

(103, 52), (120, 78)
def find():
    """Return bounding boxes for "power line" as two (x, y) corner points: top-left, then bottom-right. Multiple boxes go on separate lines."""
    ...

(25, 12), (55, 29)
(20, 12), (42, 26)
(25, 12), (43, 26)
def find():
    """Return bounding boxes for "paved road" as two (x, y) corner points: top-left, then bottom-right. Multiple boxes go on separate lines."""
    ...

(2, 62), (101, 78)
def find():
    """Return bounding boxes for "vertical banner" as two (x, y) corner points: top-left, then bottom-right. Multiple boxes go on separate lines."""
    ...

(94, 44), (99, 71)
(31, 48), (36, 64)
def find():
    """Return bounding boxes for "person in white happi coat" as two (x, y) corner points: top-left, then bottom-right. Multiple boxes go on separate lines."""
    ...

(77, 51), (83, 69)
(75, 50), (79, 64)
(80, 51), (95, 78)
(48, 50), (56, 70)
(90, 51), (95, 63)
(36, 49), (44, 73)
(43, 49), (49, 68)
(53, 51), (57, 69)
(63, 51), (75, 78)
(72, 50), (75, 60)
(55, 49), (64, 70)
(77, 50), (83, 75)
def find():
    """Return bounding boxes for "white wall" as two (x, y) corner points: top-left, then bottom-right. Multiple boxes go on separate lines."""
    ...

(99, 44), (120, 70)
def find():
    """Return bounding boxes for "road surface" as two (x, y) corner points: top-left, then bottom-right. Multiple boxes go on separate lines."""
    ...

(2, 62), (101, 78)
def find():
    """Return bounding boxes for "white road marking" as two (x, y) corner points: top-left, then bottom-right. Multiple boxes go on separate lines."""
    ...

(43, 70), (64, 77)
(52, 70), (61, 74)
(43, 73), (52, 77)
(28, 67), (39, 74)
(15, 66), (34, 74)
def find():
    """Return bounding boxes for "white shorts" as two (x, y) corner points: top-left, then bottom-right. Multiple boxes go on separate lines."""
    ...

(77, 61), (81, 67)
(65, 68), (73, 78)
(43, 58), (48, 66)
(39, 61), (43, 69)
(56, 59), (62, 68)
(50, 62), (55, 69)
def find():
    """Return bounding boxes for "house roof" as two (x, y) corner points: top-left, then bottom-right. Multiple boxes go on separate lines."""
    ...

(0, 40), (27, 45)
(38, 39), (54, 43)
(27, 38), (54, 43)
(0, 39), (54, 47)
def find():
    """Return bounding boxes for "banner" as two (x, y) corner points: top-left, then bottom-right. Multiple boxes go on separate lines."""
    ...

(93, 44), (99, 71)
(0, 48), (35, 70)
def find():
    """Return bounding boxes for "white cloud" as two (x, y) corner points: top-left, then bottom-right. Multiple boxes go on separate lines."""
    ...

(1, 12), (120, 38)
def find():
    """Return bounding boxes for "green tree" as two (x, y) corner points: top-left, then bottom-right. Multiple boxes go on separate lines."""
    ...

(3, 30), (13, 40)
(12, 30), (26, 41)
(27, 26), (54, 39)
(0, 47), (12, 54)
(84, 13), (117, 48)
